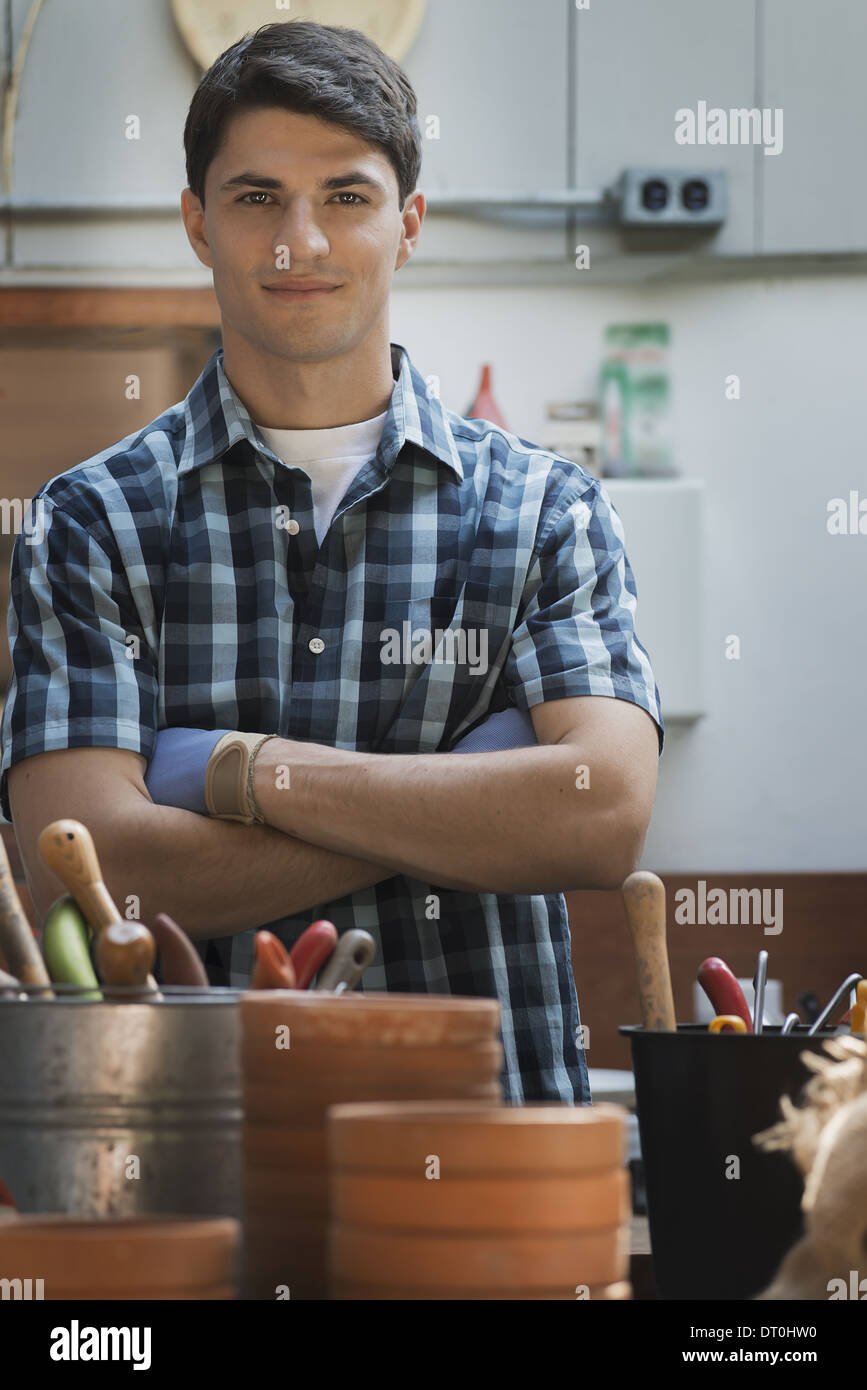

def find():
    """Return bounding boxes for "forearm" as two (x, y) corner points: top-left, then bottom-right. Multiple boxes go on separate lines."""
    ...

(253, 740), (633, 894)
(99, 799), (393, 941)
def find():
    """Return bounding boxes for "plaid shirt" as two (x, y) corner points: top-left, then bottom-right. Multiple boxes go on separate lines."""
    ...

(1, 342), (663, 1103)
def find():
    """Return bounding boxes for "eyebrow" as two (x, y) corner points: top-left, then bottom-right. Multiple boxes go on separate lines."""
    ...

(218, 169), (387, 195)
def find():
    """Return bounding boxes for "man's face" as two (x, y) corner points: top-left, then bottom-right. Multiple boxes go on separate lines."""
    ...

(182, 106), (421, 363)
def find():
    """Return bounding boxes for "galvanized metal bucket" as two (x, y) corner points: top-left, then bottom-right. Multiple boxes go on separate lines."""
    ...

(0, 990), (241, 1219)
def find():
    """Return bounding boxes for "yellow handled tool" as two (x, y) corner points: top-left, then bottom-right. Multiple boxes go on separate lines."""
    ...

(709, 1014), (748, 1034)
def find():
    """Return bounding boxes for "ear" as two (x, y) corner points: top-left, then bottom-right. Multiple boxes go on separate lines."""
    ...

(180, 188), (213, 270)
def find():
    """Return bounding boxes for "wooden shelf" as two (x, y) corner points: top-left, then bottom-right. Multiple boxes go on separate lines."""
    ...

(0, 287), (220, 329)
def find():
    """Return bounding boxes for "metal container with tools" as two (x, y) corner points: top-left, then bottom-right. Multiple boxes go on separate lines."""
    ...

(0, 989), (242, 1219)
(620, 1023), (840, 1301)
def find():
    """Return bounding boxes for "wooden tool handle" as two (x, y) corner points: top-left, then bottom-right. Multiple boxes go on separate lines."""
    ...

(621, 870), (676, 1031)
(0, 832), (52, 989)
(37, 819), (122, 933)
(94, 922), (158, 1000)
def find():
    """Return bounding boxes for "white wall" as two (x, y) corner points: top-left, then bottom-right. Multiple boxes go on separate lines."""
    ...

(390, 274), (867, 871)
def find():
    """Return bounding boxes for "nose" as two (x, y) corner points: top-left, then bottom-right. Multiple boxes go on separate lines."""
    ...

(272, 197), (330, 264)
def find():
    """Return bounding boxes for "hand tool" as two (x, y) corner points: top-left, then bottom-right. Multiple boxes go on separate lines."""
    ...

(38, 819), (160, 995)
(709, 1015), (747, 1034)
(289, 919), (339, 990)
(620, 872), (676, 1030)
(752, 949), (769, 1035)
(251, 931), (297, 989)
(850, 982), (867, 1035)
(808, 972), (863, 1035)
(697, 957), (753, 1032)
(151, 913), (209, 988)
(313, 929), (376, 993)
(781, 1012), (800, 1034)
(94, 921), (158, 1000)
(38, 819), (124, 935)
(41, 893), (102, 1000)
(796, 990), (821, 1025)
(0, 967), (22, 999)
(0, 831), (53, 994)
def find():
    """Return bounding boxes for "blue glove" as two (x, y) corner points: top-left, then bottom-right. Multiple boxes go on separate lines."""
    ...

(144, 727), (233, 814)
(144, 708), (538, 813)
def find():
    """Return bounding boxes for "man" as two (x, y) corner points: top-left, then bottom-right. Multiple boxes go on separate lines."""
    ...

(0, 21), (662, 1103)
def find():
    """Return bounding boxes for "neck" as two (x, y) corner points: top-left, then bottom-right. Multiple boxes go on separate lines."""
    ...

(220, 322), (395, 430)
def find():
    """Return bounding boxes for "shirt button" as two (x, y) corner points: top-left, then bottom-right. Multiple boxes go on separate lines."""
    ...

(287, 518), (300, 535)
(308, 637), (325, 655)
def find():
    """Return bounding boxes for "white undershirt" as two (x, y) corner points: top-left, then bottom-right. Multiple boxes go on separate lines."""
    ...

(258, 400), (391, 547)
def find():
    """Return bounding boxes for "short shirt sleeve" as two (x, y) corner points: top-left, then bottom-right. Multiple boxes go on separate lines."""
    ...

(502, 479), (664, 753)
(0, 493), (159, 822)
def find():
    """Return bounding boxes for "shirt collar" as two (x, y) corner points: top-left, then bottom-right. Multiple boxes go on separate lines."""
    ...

(178, 343), (464, 483)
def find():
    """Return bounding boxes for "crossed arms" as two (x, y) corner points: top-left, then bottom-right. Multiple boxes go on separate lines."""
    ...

(8, 693), (658, 939)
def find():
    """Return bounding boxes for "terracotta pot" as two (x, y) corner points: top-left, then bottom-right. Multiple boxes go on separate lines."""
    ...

(327, 1101), (627, 1174)
(241, 992), (503, 1300)
(331, 1277), (633, 1301)
(245, 1124), (327, 1167)
(0, 1215), (240, 1298)
(245, 1166), (330, 1217)
(329, 1222), (629, 1289)
(243, 1037), (504, 1082)
(332, 1168), (629, 1232)
(246, 1080), (501, 1125)
(242, 992), (500, 1048)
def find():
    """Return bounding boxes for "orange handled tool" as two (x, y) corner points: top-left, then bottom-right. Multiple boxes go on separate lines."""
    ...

(251, 931), (297, 989)
(850, 981), (867, 1035)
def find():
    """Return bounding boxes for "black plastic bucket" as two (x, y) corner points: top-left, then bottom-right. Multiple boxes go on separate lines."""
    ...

(620, 1023), (838, 1300)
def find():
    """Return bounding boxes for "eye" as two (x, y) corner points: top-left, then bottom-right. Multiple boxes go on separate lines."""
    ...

(237, 191), (274, 205)
(330, 192), (367, 206)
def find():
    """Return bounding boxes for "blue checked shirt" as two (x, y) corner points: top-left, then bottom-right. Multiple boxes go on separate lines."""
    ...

(0, 342), (663, 1103)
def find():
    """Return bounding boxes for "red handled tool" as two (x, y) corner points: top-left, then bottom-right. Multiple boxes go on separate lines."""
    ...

(289, 919), (339, 989)
(697, 957), (753, 1033)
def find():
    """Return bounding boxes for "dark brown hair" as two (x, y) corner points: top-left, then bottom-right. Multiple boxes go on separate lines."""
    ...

(183, 20), (422, 209)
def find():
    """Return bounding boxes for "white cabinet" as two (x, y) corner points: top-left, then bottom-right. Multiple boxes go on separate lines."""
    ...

(404, 0), (571, 266)
(8, 0), (200, 270)
(760, 0), (867, 254)
(601, 479), (704, 721)
(572, 0), (757, 263)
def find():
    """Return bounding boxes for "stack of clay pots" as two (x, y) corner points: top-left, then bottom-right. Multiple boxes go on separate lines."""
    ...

(241, 992), (502, 1299)
(327, 1101), (632, 1300)
(0, 1216), (240, 1298)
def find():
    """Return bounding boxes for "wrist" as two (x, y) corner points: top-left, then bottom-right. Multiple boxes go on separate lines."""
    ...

(252, 737), (290, 827)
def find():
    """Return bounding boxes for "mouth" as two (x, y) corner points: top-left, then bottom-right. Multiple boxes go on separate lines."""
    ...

(262, 283), (342, 302)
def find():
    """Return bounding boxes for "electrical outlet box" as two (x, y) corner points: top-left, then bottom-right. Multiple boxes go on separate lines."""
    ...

(613, 168), (727, 228)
